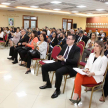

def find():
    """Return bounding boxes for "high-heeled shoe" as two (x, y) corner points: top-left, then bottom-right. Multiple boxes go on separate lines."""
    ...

(69, 97), (81, 105)
(25, 70), (31, 74)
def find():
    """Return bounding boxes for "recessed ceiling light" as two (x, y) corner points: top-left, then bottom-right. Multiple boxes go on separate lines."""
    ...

(53, 8), (61, 10)
(72, 11), (78, 13)
(51, 1), (62, 4)
(105, 2), (108, 4)
(76, 5), (86, 8)
(30, 6), (39, 8)
(1, 2), (11, 5)
(0, 5), (7, 7)
(87, 13), (92, 14)
(96, 9), (105, 11)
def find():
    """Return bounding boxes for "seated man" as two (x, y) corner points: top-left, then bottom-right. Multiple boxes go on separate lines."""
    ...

(39, 34), (80, 98)
(7, 29), (29, 64)
(75, 30), (89, 45)
(57, 32), (66, 48)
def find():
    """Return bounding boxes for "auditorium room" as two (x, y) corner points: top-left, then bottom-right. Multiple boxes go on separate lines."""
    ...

(0, 0), (108, 108)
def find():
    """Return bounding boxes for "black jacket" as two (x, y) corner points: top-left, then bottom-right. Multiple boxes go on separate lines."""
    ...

(58, 44), (80, 77)
(76, 35), (89, 44)
(17, 34), (29, 46)
(58, 38), (66, 48)
(50, 37), (58, 47)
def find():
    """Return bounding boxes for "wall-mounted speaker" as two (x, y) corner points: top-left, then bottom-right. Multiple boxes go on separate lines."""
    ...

(73, 23), (77, 29)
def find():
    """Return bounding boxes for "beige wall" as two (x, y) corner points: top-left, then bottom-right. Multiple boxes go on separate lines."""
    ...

(0, 10), (86, 29)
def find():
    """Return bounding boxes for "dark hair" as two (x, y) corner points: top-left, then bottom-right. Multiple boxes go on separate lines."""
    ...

(41, 33), (47, 41)
(103, 32), (106, 36)
(79, 30), (84, 34)
(68, 34), (76, 40)
(13, 28), (17, 33)
(0, 27), (3, 32)
(66, 31), (71, 36)
(32, 30), (38, 37)
(42, 29), (47, 35)
(6, 27), (9, 31)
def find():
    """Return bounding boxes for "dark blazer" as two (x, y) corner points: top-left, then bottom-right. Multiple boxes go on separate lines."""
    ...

(17, 34), (29, 46)
(58, 38), (66, 48)
(76, 35), (89, 44)
(58, 44), (80, 77)
(50, 37), (58, 47)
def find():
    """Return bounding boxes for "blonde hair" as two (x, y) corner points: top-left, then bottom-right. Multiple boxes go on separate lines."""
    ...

(91, 32), (97, 41)
(94, 40), (104, 56)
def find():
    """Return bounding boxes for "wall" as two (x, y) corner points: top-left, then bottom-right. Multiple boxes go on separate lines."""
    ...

(0, 10), (86, 29)
(86, 17), (108, 36)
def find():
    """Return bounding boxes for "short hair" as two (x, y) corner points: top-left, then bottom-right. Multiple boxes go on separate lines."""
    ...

(42, 29), (47, 35)
(79, 30), (84, 34)
(68, 34), (76, 40)
(22, 29), (26, 32)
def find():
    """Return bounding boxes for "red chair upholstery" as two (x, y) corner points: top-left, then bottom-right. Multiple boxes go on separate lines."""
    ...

(36, 45), (62, 76)
(77, 44), (84, 56)
(79, 61), (86, 67)
(51, 45), (62, 60)
(5, 34), (8, 41)
(79, 49), (94, 68)
(78, 41), (85, 47)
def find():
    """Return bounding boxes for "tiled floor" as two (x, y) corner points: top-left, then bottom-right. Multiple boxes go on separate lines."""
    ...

(0, 47), (108, 108)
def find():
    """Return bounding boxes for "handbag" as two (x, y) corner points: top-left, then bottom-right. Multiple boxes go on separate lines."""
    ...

(22, 46), (32, 51)
(29, 49), (41, 57)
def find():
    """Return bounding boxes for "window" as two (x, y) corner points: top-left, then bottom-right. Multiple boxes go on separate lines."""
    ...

(23, 15), (38, 29)
(62, 18), (73, 30)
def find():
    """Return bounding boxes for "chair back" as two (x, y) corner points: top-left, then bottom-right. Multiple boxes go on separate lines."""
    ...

(47, 43), (49, 55)
(102, 64), (108, 84)
(78, 41), (85, 47)
(77, 44), (84, 56)
(5, 34), (8, 41)
(91, 49), (94, 53)
(51, 45), (61, 60)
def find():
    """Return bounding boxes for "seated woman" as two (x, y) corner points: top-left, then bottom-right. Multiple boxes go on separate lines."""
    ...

(9, 27), (21, 47)
(19, 30), (38, 65)
(21, 33), (47, 74)
(5, 27), (14, 46)
(81, 33), (97, 62)
(70, 40), (107, 104)
(0, 27), (4, 41)
(99, 42), (108, 102)
(100, 32), (106, 42)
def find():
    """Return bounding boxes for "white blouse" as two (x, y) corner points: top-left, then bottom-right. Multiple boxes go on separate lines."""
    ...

(85, 53), (108, 83)
(0, 31), (4, 38)
(36, 41), (47, 59)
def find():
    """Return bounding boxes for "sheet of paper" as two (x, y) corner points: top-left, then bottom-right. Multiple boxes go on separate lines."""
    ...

(43, 60), (55, 64)
(73, 68), (88, 75)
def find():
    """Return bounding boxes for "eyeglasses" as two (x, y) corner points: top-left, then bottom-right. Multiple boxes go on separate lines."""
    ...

(66, 38), (73, 40)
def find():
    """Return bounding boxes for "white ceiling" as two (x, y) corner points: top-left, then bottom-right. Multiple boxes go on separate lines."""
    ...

(1, 0), (108, 16)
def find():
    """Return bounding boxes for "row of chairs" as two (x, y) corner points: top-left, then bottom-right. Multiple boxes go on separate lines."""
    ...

(31, 41), (107, 108)
(0, 34), (8, 46)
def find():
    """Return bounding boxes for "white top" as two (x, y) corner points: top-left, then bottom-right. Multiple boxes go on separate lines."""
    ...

(85, 39), (94, 50)
(47, 30), (50, 36)
(85, 53), (108, 83)
(36, 41), (47, 59)
(0, 31), (4, 38)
